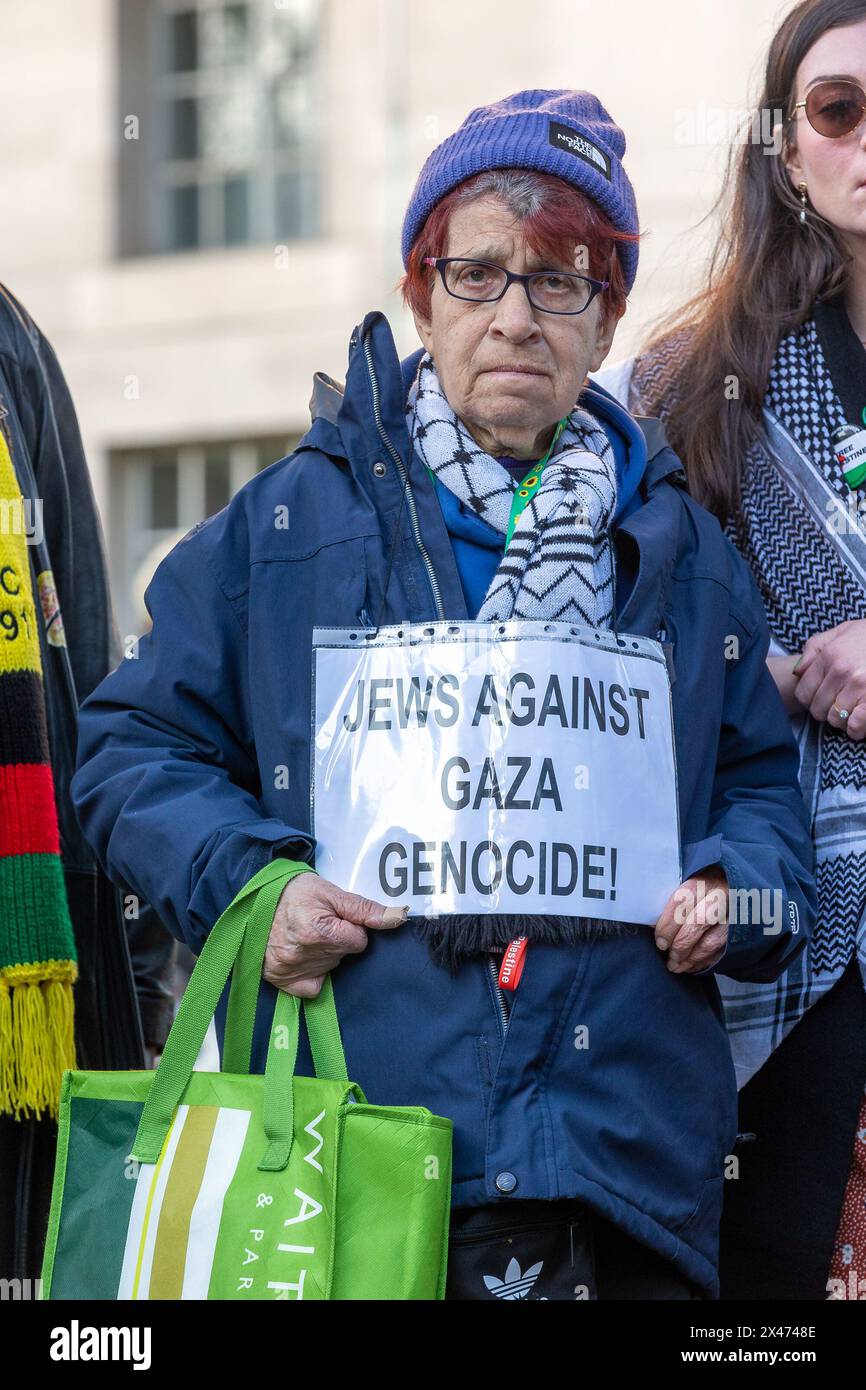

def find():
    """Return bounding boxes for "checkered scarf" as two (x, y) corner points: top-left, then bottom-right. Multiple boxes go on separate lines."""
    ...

(630, 315), (866, 1087)
(406, 352), (617, 626)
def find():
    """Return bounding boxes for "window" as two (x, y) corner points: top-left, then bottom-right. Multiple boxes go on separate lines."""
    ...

(118, 0), (322, 255)
(110, 433), (295, 634)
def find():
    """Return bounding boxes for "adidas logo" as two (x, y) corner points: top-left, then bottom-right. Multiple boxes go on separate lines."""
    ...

(483, 1257), (543, 1300)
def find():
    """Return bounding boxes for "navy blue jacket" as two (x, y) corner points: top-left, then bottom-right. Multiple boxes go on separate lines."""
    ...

(71, 309), (816, 1295)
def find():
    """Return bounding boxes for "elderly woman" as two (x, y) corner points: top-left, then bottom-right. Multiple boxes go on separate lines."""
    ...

(72, 90), (815, 1302)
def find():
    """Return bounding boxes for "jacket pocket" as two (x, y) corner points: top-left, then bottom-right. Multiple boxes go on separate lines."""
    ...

(257, 535), (370, 629)
(671, 1173), (725, 1243)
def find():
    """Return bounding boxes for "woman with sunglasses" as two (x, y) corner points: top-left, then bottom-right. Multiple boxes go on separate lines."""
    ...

(596, 0), (866, 1300)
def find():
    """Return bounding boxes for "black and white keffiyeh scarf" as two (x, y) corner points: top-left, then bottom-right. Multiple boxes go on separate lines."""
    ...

(630, 315), (866, 1088)
(406, 352), (617, 626)
(403, 352), (632, 969)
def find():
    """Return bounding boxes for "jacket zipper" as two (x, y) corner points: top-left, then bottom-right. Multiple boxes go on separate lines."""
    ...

(487, 955), (509, 1037)
(361, 329), (445, 621)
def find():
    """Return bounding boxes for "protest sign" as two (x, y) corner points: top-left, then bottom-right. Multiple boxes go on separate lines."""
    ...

(312, 620), (681, 924)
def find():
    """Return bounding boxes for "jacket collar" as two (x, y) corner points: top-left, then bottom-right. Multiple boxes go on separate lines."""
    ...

(306, 311), (686, 497)
(302, 311), (414, 478)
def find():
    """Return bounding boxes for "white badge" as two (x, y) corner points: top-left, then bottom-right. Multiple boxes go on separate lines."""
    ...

(833, 423), (866, 488)
(311, 620), (682, 925)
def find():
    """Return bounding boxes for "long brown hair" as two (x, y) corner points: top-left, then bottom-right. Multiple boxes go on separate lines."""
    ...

(637, 0), (865, 524)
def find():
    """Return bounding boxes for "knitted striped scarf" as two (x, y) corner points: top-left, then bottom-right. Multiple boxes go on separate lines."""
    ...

(406, 352), (618, 625)
(0, 426), (76, 1118)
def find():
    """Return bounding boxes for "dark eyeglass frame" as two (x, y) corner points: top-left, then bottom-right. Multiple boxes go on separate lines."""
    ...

(787, 78), (866, 137)
(422, 256), (610, 316)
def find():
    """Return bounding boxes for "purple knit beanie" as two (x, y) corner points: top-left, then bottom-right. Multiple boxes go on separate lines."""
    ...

(401, 89), (640, 293)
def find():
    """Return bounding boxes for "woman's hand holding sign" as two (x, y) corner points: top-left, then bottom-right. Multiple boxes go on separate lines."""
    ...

(654, 865), (730, 973)
(264, 872), (409, 998)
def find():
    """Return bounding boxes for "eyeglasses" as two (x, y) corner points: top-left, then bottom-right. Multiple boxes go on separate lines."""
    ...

(788, 79), (866, 138)
(422, 257), (609, 316)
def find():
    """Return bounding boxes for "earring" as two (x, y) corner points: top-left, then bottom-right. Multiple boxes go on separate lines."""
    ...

(798, 181), (808, 223)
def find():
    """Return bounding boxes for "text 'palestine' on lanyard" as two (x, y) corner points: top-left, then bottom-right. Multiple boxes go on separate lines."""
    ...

(504, 417), (569, 550)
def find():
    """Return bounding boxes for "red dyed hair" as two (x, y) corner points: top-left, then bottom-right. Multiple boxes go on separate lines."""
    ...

(396, 170), (640, 324)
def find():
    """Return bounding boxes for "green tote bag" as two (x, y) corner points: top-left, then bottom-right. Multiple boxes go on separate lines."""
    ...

(40, 859), (453, 1301)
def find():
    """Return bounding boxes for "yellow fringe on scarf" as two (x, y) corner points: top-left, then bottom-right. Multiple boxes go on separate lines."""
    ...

(0, 960), (77, 1119)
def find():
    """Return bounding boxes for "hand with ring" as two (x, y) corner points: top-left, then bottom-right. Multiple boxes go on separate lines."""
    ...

(792, 619), (866, 740)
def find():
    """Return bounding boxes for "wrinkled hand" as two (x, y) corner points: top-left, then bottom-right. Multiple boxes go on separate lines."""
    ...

(654, 865), (729, 974)
(263, 872), (408, 998)
(793, 619), (866, 739)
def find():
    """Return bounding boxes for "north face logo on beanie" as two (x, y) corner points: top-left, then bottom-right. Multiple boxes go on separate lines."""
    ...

(548, 119), (612, 179)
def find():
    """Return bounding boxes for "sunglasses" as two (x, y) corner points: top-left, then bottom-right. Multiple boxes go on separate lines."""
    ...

(788, 78), (866, 138)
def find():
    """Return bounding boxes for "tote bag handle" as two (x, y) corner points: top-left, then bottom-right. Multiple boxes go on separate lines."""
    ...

(221, 871), (349, 1083)
(131, 859), (350, 1170)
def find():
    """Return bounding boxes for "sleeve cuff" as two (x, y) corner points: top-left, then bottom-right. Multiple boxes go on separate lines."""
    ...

(681, 835), (802, 979)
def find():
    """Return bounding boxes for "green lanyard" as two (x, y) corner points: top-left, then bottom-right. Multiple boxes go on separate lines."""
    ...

(421, 416), (570, 549)
(504, 417), (569, 550)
